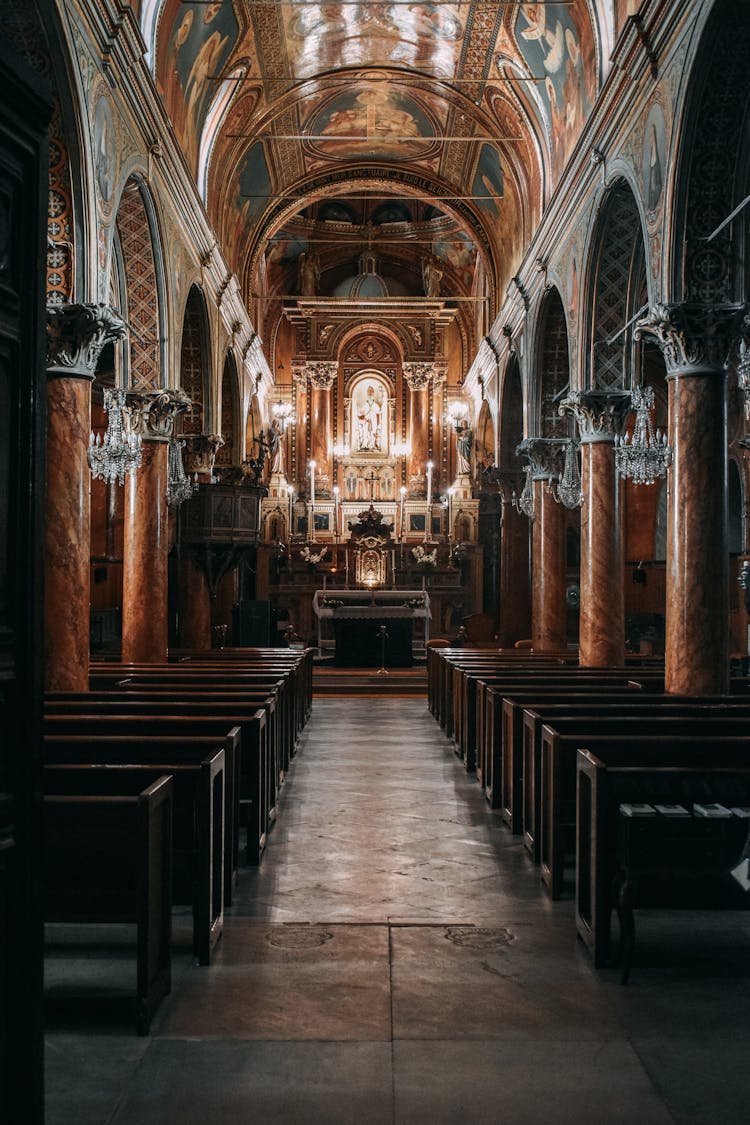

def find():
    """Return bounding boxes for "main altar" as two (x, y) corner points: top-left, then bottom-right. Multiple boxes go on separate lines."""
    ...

(312, 588), (430, 666)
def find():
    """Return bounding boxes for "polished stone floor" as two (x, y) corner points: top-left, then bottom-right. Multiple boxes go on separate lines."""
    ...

(45, 698), (750, 1124)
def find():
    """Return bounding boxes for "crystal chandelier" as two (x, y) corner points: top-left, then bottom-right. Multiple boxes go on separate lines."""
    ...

(554, 440), (584, 509)
(511, 465), (535, 519)
(614, 385), (671, 485)
(167, 437), (198, 508)
(272, 398), (294, 428)
(737, 340), (750, 420)
(87, 387), (142, 485)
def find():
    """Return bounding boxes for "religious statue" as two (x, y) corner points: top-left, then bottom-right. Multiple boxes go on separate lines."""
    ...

(267, 417), (285, 476)
(298, 251), (319, 296)
(456, 426), (474, 476)
(356, 384), (382, 452)
(422, 256), (443, 298)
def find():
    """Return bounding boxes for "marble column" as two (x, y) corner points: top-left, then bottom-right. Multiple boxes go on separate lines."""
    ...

(519, 438), (567, 652)
(122, 389), (189, 663)
(307, 362), (337, 497)
(636, 302), (746, 694)
(403, 363), (432, 496)
(496, 470), (531, 645)
(44, 303), (127, 691)
(179, 551), (212, 649)
(560, 391), (630, 667)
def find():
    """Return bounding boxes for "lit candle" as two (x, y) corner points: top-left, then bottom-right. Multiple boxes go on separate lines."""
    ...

(333, 485), (340, 539)
(399, 485), (406, 541)
(448, 487), (455, 542)
(426, 460), (433, 508)
(288, 485), (294, 540)
(309, 460), (316, 506)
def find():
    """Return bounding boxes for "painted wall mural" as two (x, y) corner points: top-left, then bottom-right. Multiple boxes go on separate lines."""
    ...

(514, 1), (597, 179)
(307, 86), (436, 160)
(433, 232), (477, 290)
(642, 101), (667, 214)
(159, 0), (240, 170)
(233, 142), (272, 241)
(472, 144), (504, 219)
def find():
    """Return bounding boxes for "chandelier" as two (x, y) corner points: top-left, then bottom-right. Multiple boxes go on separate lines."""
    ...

(272, 398), (294, 428)
(167, 437), (198, 507)
(87, 387), (142, 485)
(554, 440), (584, 509)
(614, 385), (671, 485)
(737, 340), (750, 420)
(511, 465), (535, 520)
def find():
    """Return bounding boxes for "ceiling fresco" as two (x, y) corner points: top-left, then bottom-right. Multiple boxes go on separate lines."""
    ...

(152, 1), (604, 352)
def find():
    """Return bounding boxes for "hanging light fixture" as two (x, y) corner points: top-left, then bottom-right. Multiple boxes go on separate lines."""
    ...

(87, 387), (142, 485)
(554, 439), (584, 509)
(167, 437), (198, 508)
(511, 465), (535, 519)
(272, 398), (294, 429)
(614, 385), (671, 485)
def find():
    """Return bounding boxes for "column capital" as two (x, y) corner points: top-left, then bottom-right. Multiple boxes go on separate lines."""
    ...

(291, 363), (309, 387)
(559, 389), (630, 442)
(634, 301), (748, 375)
(516, 436), (567, 479)
(126, 388), (191, 441)
(182, 433), (225, 475)
(402, 362), (433, 390)
(46, 302), (127, 378)
(307, 361), (338, 389)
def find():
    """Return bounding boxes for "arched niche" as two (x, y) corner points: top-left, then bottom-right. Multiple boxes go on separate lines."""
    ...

(114, 176), (166, 390)
(215, 351), (240, 467)
(179, 285), (211, 434)
(475, 399), (495, 476)
(586, 179), (647, 391)
(499, 354), (524, 469)
(534, 285), (570, 437)
(348, 373), (390, 456)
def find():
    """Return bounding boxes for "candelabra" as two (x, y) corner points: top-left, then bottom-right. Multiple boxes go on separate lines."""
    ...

(554, 439), (584, 509)
(167, 437), (198, 507)
(87, 387), (142, 485)
(511, 465), (535, 519)
(614, 385), (671, 485)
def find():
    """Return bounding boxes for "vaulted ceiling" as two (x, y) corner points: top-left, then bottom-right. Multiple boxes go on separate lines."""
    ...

(147, 1), (604, 347)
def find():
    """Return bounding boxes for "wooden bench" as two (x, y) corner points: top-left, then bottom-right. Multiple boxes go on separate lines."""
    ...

(540, 719), (750, 900)
(43, 737), (225, 965)
(43, 774), (173, 1034)
(576, 743), (750, 973)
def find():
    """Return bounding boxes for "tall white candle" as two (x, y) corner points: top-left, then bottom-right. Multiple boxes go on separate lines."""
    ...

(333, 485), (340, 539)
(399, 485), (406, 541)
(309, 460), (316, 506)
(426, 460), (433, 508)
(448, 488), (455, 542)
(288, 486), (294, 540)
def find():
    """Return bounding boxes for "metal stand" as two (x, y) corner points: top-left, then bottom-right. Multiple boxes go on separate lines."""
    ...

(376, 624), (389, 675)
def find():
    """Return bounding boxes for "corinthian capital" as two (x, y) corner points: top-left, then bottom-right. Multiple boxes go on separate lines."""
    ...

(559, 389), (630, 441)
(307, 361), (338, 389)
(634, 302), (747, 374)
(46, 303), (128, 378)
(182, 433), (225, 475)
(402, 362), (433, 390)
(516, 436), (567, 479)
(126, 388), (191, 441)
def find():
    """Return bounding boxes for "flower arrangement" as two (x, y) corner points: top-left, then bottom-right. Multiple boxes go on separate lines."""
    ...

(300, 544), (328, 565)
(411, 545), (437, 567)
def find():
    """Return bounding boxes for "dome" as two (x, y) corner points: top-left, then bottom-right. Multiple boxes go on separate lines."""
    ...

(332, 252), (408, 298)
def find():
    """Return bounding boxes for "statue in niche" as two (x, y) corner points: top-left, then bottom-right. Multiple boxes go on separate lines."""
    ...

(456, 427), (474, 475)
(267, 417), (285, 476)
(422, 256), (443, 297)
(298, 251), (319, 296)
(354, 383), (384, 452)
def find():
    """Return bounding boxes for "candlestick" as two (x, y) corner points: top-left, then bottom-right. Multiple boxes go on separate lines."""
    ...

(287, 486), (294, 541)
(333, 485), (340, 541)
(426, 460), (433, 508)
(309, 460), (316, 507)
(399, 485), (406, 542)
(448, 487), (455, 543)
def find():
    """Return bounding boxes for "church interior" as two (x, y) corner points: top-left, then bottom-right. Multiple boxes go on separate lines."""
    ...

(4, 0), (750, 1121)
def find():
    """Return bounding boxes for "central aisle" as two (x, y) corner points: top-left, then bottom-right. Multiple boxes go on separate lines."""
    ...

(48, 698), (750, 1124)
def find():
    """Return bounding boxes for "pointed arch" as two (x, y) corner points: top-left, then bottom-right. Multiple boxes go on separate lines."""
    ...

(534, 286), (571, 437)
(499, 354), (524, 469)
(114, 176), (166, 390)
(216, 350), (240, 467)
(179, 285), (211, 434)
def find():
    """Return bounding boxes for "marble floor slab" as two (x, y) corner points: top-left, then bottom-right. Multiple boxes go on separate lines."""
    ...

(45, 697), (750, 1124)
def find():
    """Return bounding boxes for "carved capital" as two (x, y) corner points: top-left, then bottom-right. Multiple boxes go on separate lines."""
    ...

(516, 436), (567, 480)
(307, 361), (338, 389)
(46, 302), (127, 378)
(559, 389), (630, 442)
(402, 362), (433, 390)
(182, 433), (225, 475)
(126, 388), (191, 441)
(291, 364), (308, 387)
(634, 302), (747, 374)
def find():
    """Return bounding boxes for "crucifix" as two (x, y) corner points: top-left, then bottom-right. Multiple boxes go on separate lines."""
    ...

(365, 471), (377, 502)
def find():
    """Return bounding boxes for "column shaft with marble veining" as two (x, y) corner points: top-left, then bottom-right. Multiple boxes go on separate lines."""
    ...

(404, 364), (431, 495)
(179, 552), (212, 649)
(635, 302), (744, 694)
(560, 391), (629, 667)
(496, 472), (531, 645)
(122, 389), (189, 663)
(532, 481), (567, 651)
(307, 363), (336, 496)
(44, 304), (128, 690)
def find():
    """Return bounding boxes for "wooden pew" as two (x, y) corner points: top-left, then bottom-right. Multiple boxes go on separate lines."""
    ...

(576, 743), (750, 973)
(539, 718), (750, 900)
(43, 738), (225, 965)
(43, 775), (173, 1035)
(43, 717), (241, 902)
(46, 699), (269, 865)
(520, 698), (750, 862)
